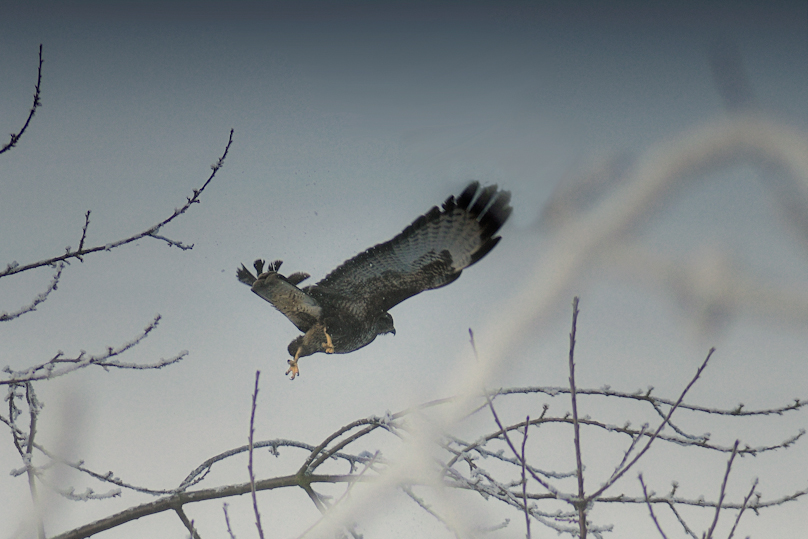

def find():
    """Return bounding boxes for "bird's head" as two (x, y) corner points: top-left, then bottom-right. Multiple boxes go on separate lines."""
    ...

(375, 312), (396, 336)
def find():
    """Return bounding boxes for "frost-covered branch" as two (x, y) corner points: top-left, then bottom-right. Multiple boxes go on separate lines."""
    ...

(0, 263), (63, 323)
(29, 374), (806, 539)
(1, 315), (187, 385)
(48, 473), (370, 539)
(495, 386), (807, 419)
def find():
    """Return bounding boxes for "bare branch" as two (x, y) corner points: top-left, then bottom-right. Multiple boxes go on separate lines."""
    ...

(726, 478), (759, 539)
(2, 315), (187, 385)
(495, 386), (807, 419)
(0, 263), (64, 322)
(30, 443), (173, 495)
(300, 417), (387, 474)
(178, 438), (379, 493)
(521, 415), (532, 539)
(639, 474), (669, 539)
(595, 486), (807, 511)
(174, 506), (201, 539)
(76, 211), (91, 259)
(0, 44), (43, 156)
(145, 232), (194, 250)
(0, 129), (234, 279)
(24, 383), (46, 539)
(607, 423), (649, 481)
(297, 452), (380, 539)
(567, 297), (587, 537)
(35, 382), (806, 539)
(665, 499), (700, 539)
(586, 348), (715, 500)
(706, 440), (740, 538)
(482, 388), (557, 498)
(48, 473), (369, 539)
(471, 329), (560, 499)
(248, 371), (266, 539)
(222, 503), (237, 539)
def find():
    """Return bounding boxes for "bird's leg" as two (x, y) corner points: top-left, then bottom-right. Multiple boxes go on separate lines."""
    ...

(286, 346), (302, 380)
(322, 329), (334, 354)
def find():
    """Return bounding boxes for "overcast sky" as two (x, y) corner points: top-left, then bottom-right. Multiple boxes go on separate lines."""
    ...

(1, 1), (807, 538)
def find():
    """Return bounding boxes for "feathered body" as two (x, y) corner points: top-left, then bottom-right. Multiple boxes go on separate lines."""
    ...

(237, 181), (512, 377)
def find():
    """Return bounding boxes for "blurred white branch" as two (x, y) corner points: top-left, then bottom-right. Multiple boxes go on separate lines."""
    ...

(539, 112), (808, 336)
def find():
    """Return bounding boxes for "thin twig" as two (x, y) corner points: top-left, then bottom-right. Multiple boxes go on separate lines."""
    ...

(666, 500), (699, 539)
(301, 484), (328, 513)
(222, 503), (237, 539)
(521, 415), (532, 539)
(2, 315), (187, 385)
(297, 452), (380, 539)
(179, 438), (377, 493)
(469, 330), (573, 530)
(302, 414), (396, 473)
(0, 129), (234, 279)
(174, 506), (201, 539)
(568, 297), (587, 538)
(1, 44), (43, 155)
(473, 353), (556, 496)
(0, 263), (64, 322)
(495, 385), (806, 418)
(76, 211), (91, 259)
(587, 348), (716, 500)
(727, 478), (758, 539)
(706, 439), (740, 538)
(30, 441), (174, 495)
(248, 371), (266, 539)
(608, 423), (649, 480)
(639, 474), (669, 539)
(24, 383), (46, 539)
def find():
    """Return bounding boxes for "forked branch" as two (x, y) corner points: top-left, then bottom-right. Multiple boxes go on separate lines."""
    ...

(1, 129), (234, 279)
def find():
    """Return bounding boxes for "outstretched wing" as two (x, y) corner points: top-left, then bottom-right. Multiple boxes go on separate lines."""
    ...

(312, 182), (512, 313)
(238, 259), (310, 287)
(237, 259), (320, 332)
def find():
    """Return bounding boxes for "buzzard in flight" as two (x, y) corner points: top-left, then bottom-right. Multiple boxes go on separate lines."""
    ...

(237, 182), (512, 379)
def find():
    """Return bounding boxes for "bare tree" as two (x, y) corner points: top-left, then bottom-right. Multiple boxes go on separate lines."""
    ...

(1, 46), (233, 538)
(19, 301), (805, 539)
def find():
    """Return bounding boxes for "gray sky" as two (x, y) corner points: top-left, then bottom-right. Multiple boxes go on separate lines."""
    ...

(2, 1), (807, 537)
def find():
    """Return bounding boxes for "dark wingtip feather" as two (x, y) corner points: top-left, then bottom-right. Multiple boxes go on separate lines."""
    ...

(479, 190), (513, 237)
(458, 183), (511, 238)
(287, 272), (311, 286)
(237, 264), (257, 286)
(460, 183), (512, 266)
(456, 181), (480, 209)
(470, 184), (499, 216)
(469, 236), (501, 265)
(253, 259), (266, 275)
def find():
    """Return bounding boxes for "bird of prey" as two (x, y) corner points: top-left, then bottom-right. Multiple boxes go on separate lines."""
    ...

(237, 181), (512, 379)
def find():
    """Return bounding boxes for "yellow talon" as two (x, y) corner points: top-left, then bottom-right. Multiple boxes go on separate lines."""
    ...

(286, 347), (302, 380)
(323, 330), (334, 354)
